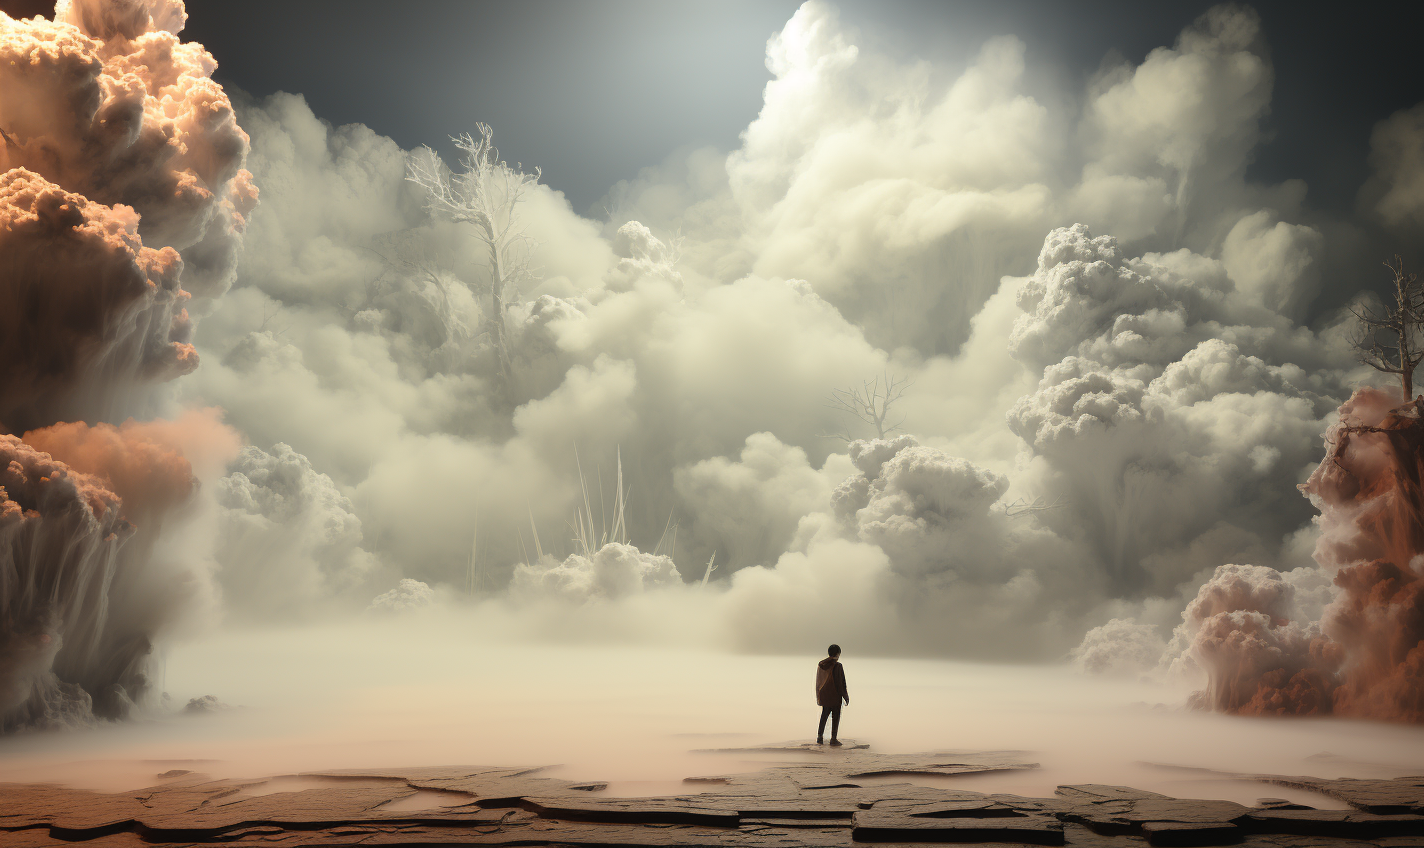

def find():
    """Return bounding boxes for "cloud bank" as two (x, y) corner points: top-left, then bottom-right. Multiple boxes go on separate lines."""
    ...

(7, 0), (1413, 724)
(185, 2), (1394, 640)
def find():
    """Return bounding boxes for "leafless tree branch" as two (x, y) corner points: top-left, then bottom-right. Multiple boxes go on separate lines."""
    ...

(256, 301), (290, 337)
(826, 372), (913, 439)
(999, 495), (1068, 518)
(407, 124), (541, 404)
(1351, 256), (1424, 402)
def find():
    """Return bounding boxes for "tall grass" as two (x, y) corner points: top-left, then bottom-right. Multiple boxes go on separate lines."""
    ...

(466, 504), (493, 594)
(699, 552), (717, 590)
(568, 445), (630, 557)
(652, 508), (678, 558)
(507, 447), (711, 589)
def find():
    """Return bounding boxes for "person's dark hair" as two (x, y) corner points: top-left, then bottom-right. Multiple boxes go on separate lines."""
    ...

(827, 644), (841, 656)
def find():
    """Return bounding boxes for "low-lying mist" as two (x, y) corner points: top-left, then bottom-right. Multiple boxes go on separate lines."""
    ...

(3, 612), (1422, 808)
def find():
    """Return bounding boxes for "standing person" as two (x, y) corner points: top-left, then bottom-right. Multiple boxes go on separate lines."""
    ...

(815, 644), (850, 746)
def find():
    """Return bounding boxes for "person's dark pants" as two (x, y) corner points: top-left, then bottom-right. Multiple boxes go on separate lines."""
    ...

(817, 702), (842, 740)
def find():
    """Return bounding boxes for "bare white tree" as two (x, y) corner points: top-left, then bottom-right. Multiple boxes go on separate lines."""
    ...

(407, 124), (540, 402)
(1352, 256), (1424, 402)
(826, 372), (913, 441)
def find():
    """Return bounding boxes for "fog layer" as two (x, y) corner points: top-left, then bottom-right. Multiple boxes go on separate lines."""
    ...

(5, 631), (1423, 808)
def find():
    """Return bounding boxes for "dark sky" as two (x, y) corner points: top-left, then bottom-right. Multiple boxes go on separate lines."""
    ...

(5, 1), (1422, 235)
(187, 0), (806, 215)
(172, 0), (1424, 221)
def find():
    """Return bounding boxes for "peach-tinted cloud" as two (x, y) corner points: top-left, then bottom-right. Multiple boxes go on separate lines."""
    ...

(22, 408), (241, 522)
(0, 169), (191, 431)
(1, 409), (240, 730)
(1179, 389), (1424, 723)
(0, 1), (251, 730)
(1305, 388), (1424, 722)
(1, 433), (130, 728)
(0, 3), (256, 301)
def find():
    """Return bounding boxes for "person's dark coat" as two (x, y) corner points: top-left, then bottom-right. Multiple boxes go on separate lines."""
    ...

(815, 657), (848, 707)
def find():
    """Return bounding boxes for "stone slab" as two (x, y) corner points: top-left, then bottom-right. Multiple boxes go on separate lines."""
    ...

(742, 817), (854, 828)
(8, 754), (1424, 847)
(518, 796), (741, 827)
(1244, 809), (1424, 839)
(869, 799), (1026, 818)
(1057, 785), (1175, 803)
(0, 830), (146, 848)
(1140, 820), (1243, 847)
(1251, 778), (1424, 816)
(852, 811), (1065, 844)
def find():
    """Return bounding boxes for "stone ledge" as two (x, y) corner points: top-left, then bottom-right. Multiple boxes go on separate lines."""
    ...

(6, 750), (1424, 847)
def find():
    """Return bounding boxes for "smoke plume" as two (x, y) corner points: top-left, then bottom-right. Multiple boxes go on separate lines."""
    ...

(0, 1), (251, 729)
(1159, 389), (1424, 721)
(1301, 389), (1424, 720)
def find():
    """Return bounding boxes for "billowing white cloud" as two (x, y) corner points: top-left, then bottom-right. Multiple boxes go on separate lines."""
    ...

(368, 578), (435, 612)
(511, 543), (681, 602)
(1009, 224), (1356, 602)
(1072, 618), (1168, 676)
(175, 2), (1385, 676)
(1073, 5), (1276, 245)
(1220, 211), (1323, 322)
(674, 432), (830, 574)
(608, 2), (1320, 365)
(215, 443), (381, 616)
(728, 4), (1055, 355)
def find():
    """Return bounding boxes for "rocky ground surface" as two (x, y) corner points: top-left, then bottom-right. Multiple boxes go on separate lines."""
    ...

(2, 742), (1422, 846)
